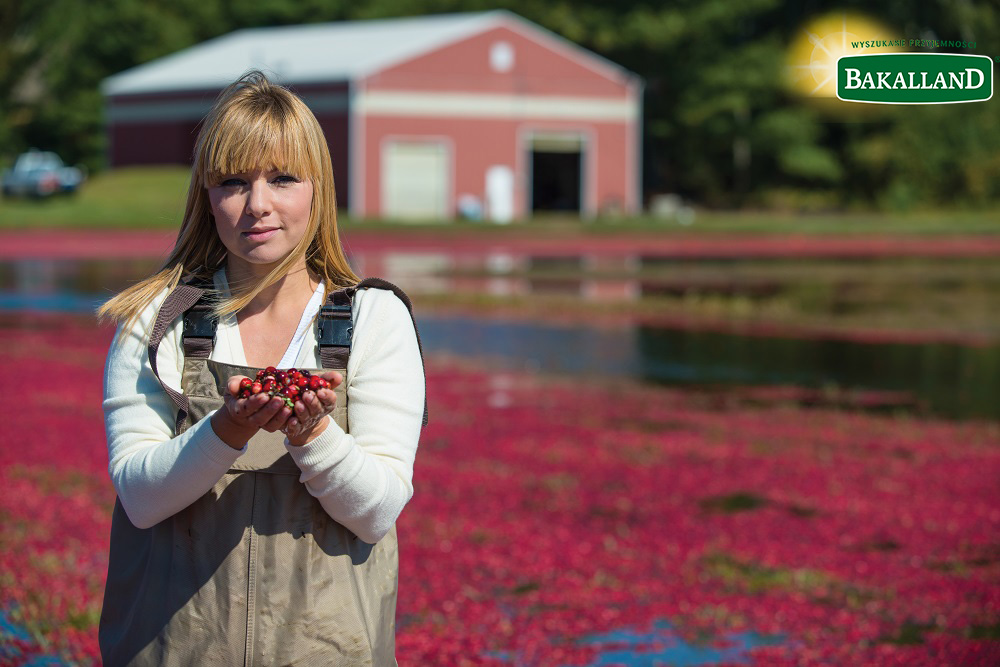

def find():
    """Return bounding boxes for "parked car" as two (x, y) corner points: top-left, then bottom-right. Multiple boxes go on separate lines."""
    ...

(1, 149), (86, 198)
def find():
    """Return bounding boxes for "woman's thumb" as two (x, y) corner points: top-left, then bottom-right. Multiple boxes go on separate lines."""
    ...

(228, 375), (248, 396)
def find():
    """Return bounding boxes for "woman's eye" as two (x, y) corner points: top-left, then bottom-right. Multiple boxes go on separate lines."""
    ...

(217, 175), (297, 187)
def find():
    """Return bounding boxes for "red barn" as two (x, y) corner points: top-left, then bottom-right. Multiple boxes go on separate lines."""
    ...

(102, 11), (643, 221)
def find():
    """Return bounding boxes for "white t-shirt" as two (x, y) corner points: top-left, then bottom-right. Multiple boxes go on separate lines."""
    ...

(212, 270), (326, 369)
(102, 269), (426, 544)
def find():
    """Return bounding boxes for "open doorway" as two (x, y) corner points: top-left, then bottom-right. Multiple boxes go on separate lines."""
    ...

(528, 132), (583, 214)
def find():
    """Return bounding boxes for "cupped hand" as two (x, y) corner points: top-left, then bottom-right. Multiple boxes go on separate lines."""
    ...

(222, 375), (293, 433)
(282, 372), (343, 445)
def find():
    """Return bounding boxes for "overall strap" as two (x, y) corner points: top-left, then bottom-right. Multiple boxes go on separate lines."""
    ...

(316, 288), (354, 370)
(350, 277), (429, 428)
(181, 276), (218, 360)
(148, 281), (210, 434)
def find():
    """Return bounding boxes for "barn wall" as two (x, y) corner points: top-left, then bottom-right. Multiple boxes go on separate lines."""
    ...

(106, 80), (352, 203)
(357, 20), (639, 219)
(361, 115), (632, 220)
(103, 18), (641, 219)
(109, 121), (202, 165)
(368, 24), (630, 97)
(314, 113), (350, 213)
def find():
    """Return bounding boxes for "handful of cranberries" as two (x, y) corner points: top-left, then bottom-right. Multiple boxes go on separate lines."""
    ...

(237, 366), (331, 409)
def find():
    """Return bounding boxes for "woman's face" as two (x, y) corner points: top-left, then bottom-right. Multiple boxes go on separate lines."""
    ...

(206, 168), (314, 276)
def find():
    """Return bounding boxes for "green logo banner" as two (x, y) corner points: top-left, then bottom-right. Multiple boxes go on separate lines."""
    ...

(837, 53), (993, 104)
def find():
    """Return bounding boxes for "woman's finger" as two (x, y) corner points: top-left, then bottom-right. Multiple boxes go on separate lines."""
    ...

(316, 387), (337, 410)
(236, 393), (267, 421)
(261, 405), (293, 433)
(252, 397), (285, 427)
(293, 399), (311, 423)
(319, 371), (343, 389)
(306, 388), (336, 415)
(298, 390), (320, 419)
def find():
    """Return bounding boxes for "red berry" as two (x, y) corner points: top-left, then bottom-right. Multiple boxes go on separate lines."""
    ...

(242, 367), (338, 404)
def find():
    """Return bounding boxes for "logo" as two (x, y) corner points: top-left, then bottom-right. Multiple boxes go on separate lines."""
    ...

(837, 53), (993, 104)
(784, 12), (902, 101)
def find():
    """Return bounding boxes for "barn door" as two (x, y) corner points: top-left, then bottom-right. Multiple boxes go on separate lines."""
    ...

(382, 140), (449, 220)
(528, 132), (584, 214)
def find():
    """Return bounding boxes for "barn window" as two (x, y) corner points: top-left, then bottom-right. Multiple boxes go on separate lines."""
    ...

(490, 41), (514, 72)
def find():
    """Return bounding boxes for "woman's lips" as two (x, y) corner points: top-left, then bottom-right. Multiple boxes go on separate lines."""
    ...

(242, 228), (278, 241)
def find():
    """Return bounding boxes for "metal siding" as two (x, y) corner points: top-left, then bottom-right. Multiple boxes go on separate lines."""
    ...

(363, 116), (515, 219)
(362, 115), (631, 220)
(101, 16), (641, 218)
(359, 23), (638, 220)
(593, 122), (630, 216)
(367, 26), (629, 98)
(102, 14), (495, 95)
(110, 121), (200, 166)
(317, 113), (350, 212)
(108, 83), (351, 172)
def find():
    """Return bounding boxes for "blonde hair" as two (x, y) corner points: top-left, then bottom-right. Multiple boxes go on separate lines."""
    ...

(97, 69), (359, 337)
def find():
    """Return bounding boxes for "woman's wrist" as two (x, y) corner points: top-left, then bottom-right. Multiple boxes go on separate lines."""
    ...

(286, 415), (330, 447)
(210, 408), (259, 449)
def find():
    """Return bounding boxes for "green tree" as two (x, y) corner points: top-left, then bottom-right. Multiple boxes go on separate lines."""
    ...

(1, 0), (997, 209)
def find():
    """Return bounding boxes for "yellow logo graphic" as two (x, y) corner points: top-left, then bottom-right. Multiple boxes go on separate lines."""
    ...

(785, 11), (903, 99)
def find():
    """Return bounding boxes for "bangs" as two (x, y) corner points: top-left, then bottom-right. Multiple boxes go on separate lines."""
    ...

(201, 101), (317, 186)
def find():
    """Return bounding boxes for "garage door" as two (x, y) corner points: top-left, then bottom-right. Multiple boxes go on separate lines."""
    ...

(382, 141), (449, 220)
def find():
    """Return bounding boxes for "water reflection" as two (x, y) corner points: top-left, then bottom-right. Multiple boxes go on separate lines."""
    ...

(1, 257), (996, 420)
(574, 619), (786, 667)
(417, 315), (999, 420)
(486, 619), (787, 667)
(0, 257), (162, 301)
(0, 608), (69, 666)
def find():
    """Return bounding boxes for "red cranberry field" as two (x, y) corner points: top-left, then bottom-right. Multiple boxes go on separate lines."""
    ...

(0, 314), (998, 665)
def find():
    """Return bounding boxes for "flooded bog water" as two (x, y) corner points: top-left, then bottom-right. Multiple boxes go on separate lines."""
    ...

(1, 257), (997, 421)
(484, 618), (787, 666)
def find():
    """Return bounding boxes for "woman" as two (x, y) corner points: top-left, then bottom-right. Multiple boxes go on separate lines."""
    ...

(96, 70), (427, 666)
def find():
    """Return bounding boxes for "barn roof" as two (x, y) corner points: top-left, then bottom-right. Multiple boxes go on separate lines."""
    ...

(101, 10), (639, 97)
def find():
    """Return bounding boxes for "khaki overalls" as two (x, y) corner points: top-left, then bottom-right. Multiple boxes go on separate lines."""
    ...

(99, 277), (428, 667)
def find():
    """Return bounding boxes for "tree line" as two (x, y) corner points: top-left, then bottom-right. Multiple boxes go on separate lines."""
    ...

(1, 0), (997, 210)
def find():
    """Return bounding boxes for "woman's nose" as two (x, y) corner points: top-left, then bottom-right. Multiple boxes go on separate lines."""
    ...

(245, 179), (272, 217)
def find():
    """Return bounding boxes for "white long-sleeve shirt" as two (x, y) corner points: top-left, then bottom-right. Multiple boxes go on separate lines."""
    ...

(102, 269), (426, 544)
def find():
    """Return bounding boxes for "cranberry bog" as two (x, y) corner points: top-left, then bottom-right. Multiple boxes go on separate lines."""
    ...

(0, 314), (997, 666)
